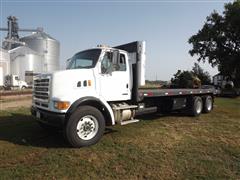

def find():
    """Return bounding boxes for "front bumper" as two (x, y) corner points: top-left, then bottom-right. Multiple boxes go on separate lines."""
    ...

(31, 106), (66, 128)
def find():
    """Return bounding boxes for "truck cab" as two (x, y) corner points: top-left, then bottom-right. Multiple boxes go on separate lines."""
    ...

(5, 74), (28, 89)
(32, 45), (135, 112)
(32, 43), (144, 147)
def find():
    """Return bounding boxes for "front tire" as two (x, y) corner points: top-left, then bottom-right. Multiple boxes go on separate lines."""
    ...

(65, 106), (105, 148)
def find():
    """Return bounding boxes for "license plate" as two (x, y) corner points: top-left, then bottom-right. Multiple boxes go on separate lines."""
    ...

(36, 111), (41, 119)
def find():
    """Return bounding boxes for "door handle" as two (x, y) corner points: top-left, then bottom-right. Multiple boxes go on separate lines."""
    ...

(126, 84), (128, 88)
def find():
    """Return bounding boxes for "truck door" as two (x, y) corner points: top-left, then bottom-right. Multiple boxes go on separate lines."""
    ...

(13, 75), (20, 87)
(99, 50), (131, 101)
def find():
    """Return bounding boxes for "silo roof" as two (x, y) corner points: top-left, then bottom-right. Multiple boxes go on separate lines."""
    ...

(0, 48), (9, 53)
(20, 32), (58, 42)
(8, 46), (43, 60)
(0, 48), (10, 61)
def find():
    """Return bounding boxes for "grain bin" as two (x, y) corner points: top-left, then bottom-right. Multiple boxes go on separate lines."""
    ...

(20, 32), (60, 72)
(0, 48), (10, 86)
(9, 46), (43, 84)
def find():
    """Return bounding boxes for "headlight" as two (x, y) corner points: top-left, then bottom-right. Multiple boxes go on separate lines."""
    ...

(54, 101), (70, 110)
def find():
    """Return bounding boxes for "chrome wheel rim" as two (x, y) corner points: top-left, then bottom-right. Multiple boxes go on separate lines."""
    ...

(206, 97), (212, 111)
(76, 115), (99, 140)
(196, 100), (202, 114)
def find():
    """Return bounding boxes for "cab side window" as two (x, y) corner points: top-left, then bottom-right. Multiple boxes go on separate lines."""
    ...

(101, 52), (112, 74)
(113, 53), (126, 71)
(118, 54), (126, 71)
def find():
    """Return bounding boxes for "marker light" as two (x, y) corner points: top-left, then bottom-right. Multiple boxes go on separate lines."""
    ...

(88, 80), (92, 86)
(54, 101), (70, 110)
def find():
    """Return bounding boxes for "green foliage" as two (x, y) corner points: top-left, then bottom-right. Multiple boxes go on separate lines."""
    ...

(189, 1), (240, 87)
(144, 80), (168, 88)
(171, 63), (211, 88)
(145, 80), (168, 85)
(192, 63), (211, 85)
(171, 70), (194, 88)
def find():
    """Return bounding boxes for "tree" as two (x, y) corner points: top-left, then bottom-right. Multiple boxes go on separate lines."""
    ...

(192, 63), (211, 85)
(189, 1), (240, 87)
(171, 70), (194, 88)
(171, 63), (211, 88)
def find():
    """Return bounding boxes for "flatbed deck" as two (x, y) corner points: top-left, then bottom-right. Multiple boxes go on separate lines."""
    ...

(139, 88), (215, 98)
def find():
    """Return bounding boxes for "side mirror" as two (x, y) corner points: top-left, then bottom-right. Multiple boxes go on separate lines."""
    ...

(112, 50), (119, 64)
(112, 50), (120, 71)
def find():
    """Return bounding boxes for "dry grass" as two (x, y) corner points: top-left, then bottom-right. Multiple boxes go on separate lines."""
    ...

(0, 97), (239, 179)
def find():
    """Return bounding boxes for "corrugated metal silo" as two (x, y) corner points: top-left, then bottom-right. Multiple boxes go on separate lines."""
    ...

(0, 48), (10, 86)
(9, 46), (43, 83)
(20, 32), (60, 72)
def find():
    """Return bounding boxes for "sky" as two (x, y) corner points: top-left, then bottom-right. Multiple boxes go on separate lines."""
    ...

(0, 0), (233, 81)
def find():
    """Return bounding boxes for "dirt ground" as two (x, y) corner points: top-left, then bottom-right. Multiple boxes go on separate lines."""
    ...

(0, 97), (32, 110)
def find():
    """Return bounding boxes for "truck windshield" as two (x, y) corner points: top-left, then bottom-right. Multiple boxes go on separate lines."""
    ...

(67, 49), (101, 69)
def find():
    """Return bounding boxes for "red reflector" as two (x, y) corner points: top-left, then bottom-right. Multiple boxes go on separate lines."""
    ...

(147, 92), (153, 96)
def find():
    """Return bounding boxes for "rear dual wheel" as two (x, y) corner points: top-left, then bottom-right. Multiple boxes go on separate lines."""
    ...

(203, 95), (213, 113)
(189, 96), (203, 116)
(188, 95), (213, 116)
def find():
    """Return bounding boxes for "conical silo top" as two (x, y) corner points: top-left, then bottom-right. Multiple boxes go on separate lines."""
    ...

(20, 32), (58, 42)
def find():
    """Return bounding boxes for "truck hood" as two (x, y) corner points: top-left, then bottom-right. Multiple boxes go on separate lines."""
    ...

(51, 69), (96, 99)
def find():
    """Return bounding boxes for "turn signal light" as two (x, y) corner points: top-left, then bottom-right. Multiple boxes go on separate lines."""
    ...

(54, 101), (70, 110)
(88, 80), (92, 86)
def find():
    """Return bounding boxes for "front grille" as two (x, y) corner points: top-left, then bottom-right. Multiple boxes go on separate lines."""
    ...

(33, 77), (50, 106)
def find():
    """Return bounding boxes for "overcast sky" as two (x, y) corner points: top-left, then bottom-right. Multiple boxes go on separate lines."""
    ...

(0, 0), (233, 80)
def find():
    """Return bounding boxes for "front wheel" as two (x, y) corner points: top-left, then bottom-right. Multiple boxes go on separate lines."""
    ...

(65, 106), (105, 148)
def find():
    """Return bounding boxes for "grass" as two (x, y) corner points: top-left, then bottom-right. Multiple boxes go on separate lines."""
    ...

(0, 98), (239, 179)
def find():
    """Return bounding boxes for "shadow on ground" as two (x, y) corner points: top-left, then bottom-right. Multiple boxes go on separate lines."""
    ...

(0, 110), (190, 148)
(0, 113), (68, 148)
(0, 113), (117, 148)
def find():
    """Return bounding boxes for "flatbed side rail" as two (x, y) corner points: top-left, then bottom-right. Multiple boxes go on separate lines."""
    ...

(139, 88), (215, 98)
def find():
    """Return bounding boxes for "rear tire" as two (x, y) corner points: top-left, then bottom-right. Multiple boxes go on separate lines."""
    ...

(188, 96), (203, 117)
(65, 106), (105, 148)
(203, 95), (213, 113)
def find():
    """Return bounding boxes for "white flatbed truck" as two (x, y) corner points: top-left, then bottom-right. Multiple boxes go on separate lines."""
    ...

(31, 41), (215, 147)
